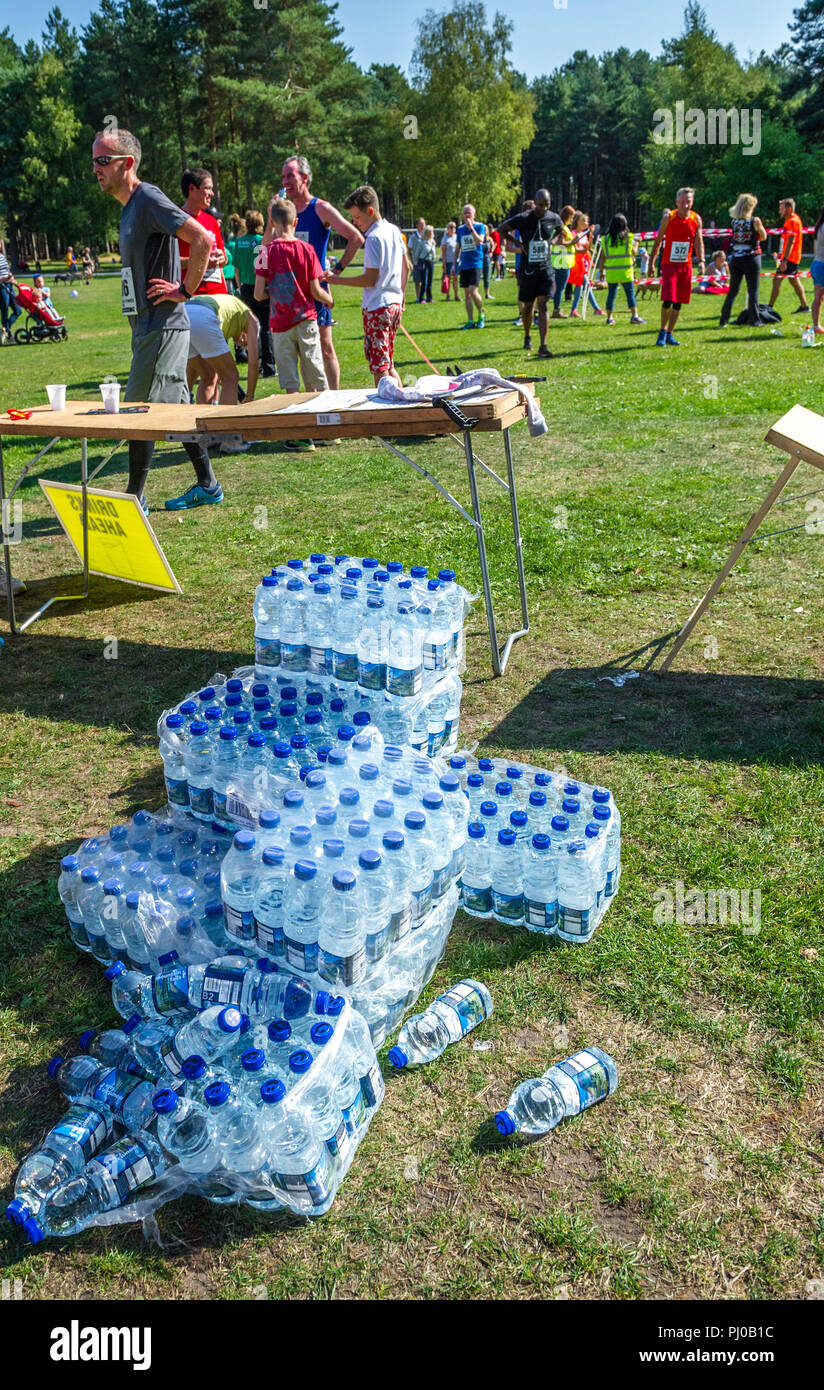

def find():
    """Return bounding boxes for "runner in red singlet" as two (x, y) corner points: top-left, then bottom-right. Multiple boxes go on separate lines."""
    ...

(647, 187), (705, 346)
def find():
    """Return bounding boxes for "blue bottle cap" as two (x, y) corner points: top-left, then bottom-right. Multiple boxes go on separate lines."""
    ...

(190, 720), (208, 737)
(260, 1079), (286, 1104)
(253, 697), (271, 713)
(593, 805), (611, 822)
(534, 772), (551, 787)
(383, 830), (404, 851)
(80, 865), (101, 883)
(47, 1056), (65, 1078)
(316, 807), (337, 827)
(181, 1055), (206, 1079)
(279, 702), (298, 717)
(494, 1110), (516, 1136)
(359, 764), (379, 782)
(268, 1019), (291, 1042)
(468, 822), (486, 839)
(328, 996), (346, 1016)
(392, 778), (412, 798)
(317, 746), (331, 763)
(152, 1088), (179, 1114)
(410, 565), (427, 578)
(497, 828), (516, 846)
(562, 798), (580, 815)
(218, 1007), (243, 1033)
(23, 1216), (45, 1244)
(422, 791), (444, 810)
(323, 838), (345, 858)
(532, 833), (551, 850)
(438, 568), (456, 582)
(247, 733), (266, 749)
(219, 726), (238, 743)
(564, 782), (581, 796)
(290, 826), (312, 846)
(339, 786), (360, 807)
(179, 701), (197, 716)
(151, 874), (172, 894)
(273, 741), (293, 759)
(373, 799), (394, 819)
(125, 891), (142, 909)
(294, 859), (317, 881)
(404, 811), (425, 831)
(165, 713), (184, 730)
(387, 560), (403, 573)
(259, 809), (280, 830)
(197, 688), (216, 703)
(592, 786), (611, 803)
(310, 552), (327, 564)
(77, 1030), (97, 1052)
(226, 678), (244, 692)
(314, 990), (333, 1015)
(439, 773), (461, 794)
(60, 854), (81, 871)
(427, 578), (441, 591)
(105, 961), (126, 980)
(347, 817), (369, 839)
(122, 1014), (142, 1035)
(310, 1022), (334, 1046)
(304, 770), (326, 790)
(510, 810), (528, 828)
(495, 782), (513, 798)
(567, 839), (586, 854)
(362, 556), (379, 570)
(241, 1048), (266, 1072)
(5, 1198), (31, 1227)
(176, 916), (195, 938)
(288, 1048), (313, 1073)
(478, 758), (495, 772)
(305, 710), (323, 726)
(233, 710), (251, 726)
(585, 823), (601, 839)
(204, 900), (223, 921)
(529, 791), (547, 808)
(506, 766), (523, 781)
(359, 849), (381, 871)
(337, 724), (356, 742)
(353, 711), (371, 726)
(332, 868), (357, 891)
(286, 578), (303, 592)
(283, 789), (304, 810)
(203, 1081), (231, 1106)
(551, 815), (570, 833)
(467, 774), (484, 789)
(388, 1046), (408, 1069)
(291, 735), (309, 750)
(262, 845), (285, 866)
(330, 698), (345, 712)
(176, 886), (196, 906)
(383, 745), (404, 761)
(479, 801), (498, 818)
(261, 574), (277, 587)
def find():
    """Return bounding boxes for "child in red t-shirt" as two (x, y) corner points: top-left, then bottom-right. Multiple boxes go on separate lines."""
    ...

(254, 197), (332, 394)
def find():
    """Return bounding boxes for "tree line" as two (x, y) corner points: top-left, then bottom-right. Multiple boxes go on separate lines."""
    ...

(1, 0), (823, 264)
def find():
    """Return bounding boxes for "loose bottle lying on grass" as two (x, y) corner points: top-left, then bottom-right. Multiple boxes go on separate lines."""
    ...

(494, 1047), (618, 1137)
(388, 978), (493, 1068)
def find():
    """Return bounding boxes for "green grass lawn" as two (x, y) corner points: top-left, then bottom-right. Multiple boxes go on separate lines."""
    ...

(1, 272), (823, 1301)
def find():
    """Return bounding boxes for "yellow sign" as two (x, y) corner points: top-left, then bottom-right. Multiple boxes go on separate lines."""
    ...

(39, 481), (181, 593)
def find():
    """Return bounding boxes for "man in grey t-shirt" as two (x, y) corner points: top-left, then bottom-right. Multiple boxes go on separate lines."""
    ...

(93, 127), (224, 510)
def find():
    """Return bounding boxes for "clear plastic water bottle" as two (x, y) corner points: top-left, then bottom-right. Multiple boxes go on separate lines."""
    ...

(421, 791), (453, 898)
(523, 833), (558, 935)
(318, 869), (366, 986)
(388, 979), (493, 1068)
(257, 1082), (334, 1216)
(5, 1100), (115, 1227)
(438, 771), (469, 878)
(386, 601), (423, 697)
(358, 597), (388, 692)
(357, 848), (392, 965)
(461, 822), (493, 916)
(465, 773), (486, 818)
(491, 827), (525, 925)
(381, 830), (412, 944)
(159, 1004), (243, 1078)
(253, 845), (287, 957)
(201, 1081), (267, 1203)
(306, 580), (334, 676)
(77, 1016), (144, 1073)
(422, 581), (451, 675)
(99, 876), (131, 963)
(77, 866), (110, 963)
(21, 1130), (169, 1243)
(331, 583), (360, 684)
(152, 1089), (216, 1180)
(160, 714), (189, 811)
(254, 574), (282, 679)
(280, 579), (309, 673)
(592, 795), (621, 898)
(221, 829), (258, 946)
(59, 855), (91, 952)
(557, 839), (598, 943)
(48, 1055), (160, 1130)
(436, 568), (463, 663)
(402, 810), (435, 924)
(494, 1047), (618, 1136)
(282, 858), (323, 973)
(184, 721), (214, 822)
(211, 728), (240, 828)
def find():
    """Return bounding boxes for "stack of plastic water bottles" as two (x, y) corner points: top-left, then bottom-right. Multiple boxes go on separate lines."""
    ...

(5, 965), (383, 1241)
(446, 753), (621, 943)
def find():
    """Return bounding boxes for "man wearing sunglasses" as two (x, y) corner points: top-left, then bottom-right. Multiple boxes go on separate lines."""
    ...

(92, 128), (224, 510)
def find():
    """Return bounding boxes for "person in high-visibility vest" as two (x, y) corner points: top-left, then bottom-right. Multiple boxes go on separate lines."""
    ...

(550, 206), (576, 317)
(597, 214), (646, 326)
(646, 187), (705, 345)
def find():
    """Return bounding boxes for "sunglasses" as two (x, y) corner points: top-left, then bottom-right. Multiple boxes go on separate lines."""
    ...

(92, 154), (128, 167)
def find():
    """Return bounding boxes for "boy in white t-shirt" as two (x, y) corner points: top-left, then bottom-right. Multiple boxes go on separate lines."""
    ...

(325, 185), (410, 384)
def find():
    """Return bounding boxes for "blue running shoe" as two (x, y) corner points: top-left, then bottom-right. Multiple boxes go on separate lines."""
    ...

(665, 333), (681, 346)
(165, 483), (224, 511)
(656, 330), (667, 346)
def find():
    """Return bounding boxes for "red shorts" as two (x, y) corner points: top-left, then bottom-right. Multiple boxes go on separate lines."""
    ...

(363, 303), (402, 373)
(660, 264), (693, 305)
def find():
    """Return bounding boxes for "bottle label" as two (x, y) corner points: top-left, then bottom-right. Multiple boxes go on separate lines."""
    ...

(159, 1038), (187, 1076)
(308, 644), (333, 676)
(390, 901), (411, 942)
(164, 775), (189, 809)
(558, 903), (592, 937)
(423, 639), (449, 672)
(326, 1117), (351, 1162)
(462, 882), (493, 915)
(427, 727), (446, 758)
(365, 922), (390, 963)
(331, 649), (358, 682)
(52, 1105), (110, 1162)
(318, 943), (365, 987)
(360, 1061), (384, 1110)
(431, 862), (452, 898)
(89, 1137), (157, 1203)
(224, 902), (256, 942)
(411, 882), (432, 923)
(386, 662), (422, 697)
(450, 844), (466, 881)
(200, 963), (248, 1008)
(526, 897), (558, 932)
(439, 981), (488, 1035)
(226, 793), (255, 829)
(273, 1162), (330, 1208)
(188, 782), (214, 819)
(555, 1051), (611, 1111)
(341, 1088), (366, 1135)
(358, 658), (386, 691)
(255, 918), (284, 957)
(280, 641), (309, 671)
(284, 935), (318, 975)
(492, 889), (525, 922)
(152, 965), (191, 1014)
(89, 1068), (139, 1113)
(605, 867), (618, 898)
(212, 789), (229, 822)
(255, 636), (281, 670)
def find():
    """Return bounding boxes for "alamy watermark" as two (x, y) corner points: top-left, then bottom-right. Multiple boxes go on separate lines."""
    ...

(652, 102), (761, 156)
(653, 880), (761, 934)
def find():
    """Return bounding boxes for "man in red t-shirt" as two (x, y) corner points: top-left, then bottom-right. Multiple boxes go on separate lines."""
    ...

(646, 187), (705, 345)
(253, 197), (332, 396)
(769, 197), (810, 314)
(177, 168), (228, 295)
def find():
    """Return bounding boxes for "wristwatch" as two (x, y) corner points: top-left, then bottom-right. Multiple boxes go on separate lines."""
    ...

(178, 282), (192, 299)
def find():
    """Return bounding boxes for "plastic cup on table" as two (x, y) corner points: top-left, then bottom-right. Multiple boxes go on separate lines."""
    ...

(99, 382), (121, 413)
(46, 384), (66, 411)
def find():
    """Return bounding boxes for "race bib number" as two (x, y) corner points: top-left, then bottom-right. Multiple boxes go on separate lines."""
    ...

(460, 235), (476, 257)
(121, 267), (137, 315)
(528, 240), (548, 264)
(669, 241), (690, 264)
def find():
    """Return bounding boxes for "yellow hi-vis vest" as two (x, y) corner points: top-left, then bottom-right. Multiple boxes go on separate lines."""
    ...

(550, 227), (575, 271)
(604, 233), (635, 284)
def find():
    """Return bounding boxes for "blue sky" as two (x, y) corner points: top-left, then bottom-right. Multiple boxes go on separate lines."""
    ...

(1, 0), (796, 80)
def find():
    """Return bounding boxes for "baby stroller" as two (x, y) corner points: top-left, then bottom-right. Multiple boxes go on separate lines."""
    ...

(12, 283), (68, 343)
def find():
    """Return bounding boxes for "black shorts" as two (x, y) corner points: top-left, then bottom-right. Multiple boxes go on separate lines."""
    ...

(459, 267), (481, 288)
(517, 268), (554, 301)
(776, 260), (801, 278)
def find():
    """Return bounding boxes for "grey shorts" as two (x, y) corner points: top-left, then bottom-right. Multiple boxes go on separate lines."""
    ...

(125, 327), (191, 403)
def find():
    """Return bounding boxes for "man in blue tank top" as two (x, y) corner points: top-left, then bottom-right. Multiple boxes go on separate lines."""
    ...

(269, 156), (365, 390)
